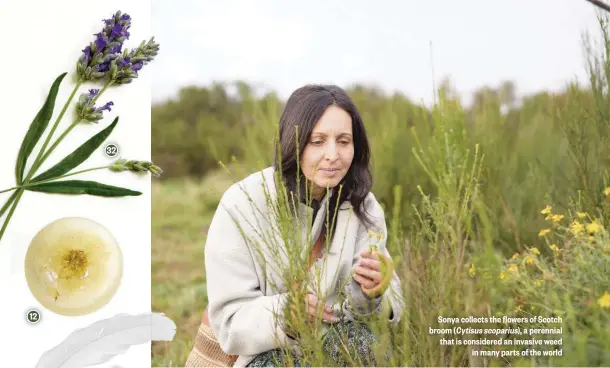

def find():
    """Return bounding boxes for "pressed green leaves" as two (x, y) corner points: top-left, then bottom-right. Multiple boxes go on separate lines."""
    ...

(26, 180), (142, 197)
(15, 73), (67, 184)
(31, 117), (119, 183)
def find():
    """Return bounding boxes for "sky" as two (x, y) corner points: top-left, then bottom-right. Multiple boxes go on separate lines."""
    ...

(151, 0), (602, 106)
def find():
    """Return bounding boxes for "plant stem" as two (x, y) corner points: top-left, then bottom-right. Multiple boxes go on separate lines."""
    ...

(22, 80), (84, 185)
(0, 165), (109, 242)
(0, 187), (18, 194)
(0, 189), (24, 242)
(37, 119), (82, 167)
(26, 80), (114, 182)
(3, 80), (115, 243)
(0, 191), (19, 220)
(1, 80), (84, 243)
(26, 166), (110, 187)
(1, 80), (117, 243)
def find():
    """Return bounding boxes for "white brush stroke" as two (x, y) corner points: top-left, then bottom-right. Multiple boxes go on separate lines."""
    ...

(35, 312), (176, 368)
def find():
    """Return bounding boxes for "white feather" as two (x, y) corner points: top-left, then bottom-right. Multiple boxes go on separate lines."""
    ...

(35, 312), (176, 368)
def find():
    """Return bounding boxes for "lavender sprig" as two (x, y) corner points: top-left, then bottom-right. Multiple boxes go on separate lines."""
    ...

(29, 11), (131, 178)
(110, 159), (163, 177)
(76, 89), (114, 123)
(77, 11), (132, 81)
(1, 158), (164, 195)
(0, 10), (161, 244)
(110, 37), (160, 84)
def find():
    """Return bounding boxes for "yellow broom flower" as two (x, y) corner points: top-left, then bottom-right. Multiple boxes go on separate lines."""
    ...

(551, 214), (564, 222)
(576, 212), (587, 219)
(586, 221), (602, 233)
(604, 187), (610, 197)
(469, 263), (476, 277)
(570, 221), (584, 235)
(500, 271), (507, 280)
(598, 291), (610, 308)
(509, 264), (518, 273)
(367, 230), (378, 238)
(529, 247), (541, 255)
(538, 228), (551, 237)
(541, 205), (552, 215)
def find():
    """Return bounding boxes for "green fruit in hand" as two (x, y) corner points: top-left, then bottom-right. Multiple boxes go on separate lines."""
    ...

(361, 244), (394, 298)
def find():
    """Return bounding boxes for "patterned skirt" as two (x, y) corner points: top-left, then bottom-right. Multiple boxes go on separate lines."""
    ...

(247, 320), (391, 367)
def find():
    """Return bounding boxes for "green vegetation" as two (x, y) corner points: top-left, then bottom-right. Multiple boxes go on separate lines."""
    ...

(152, 15), (610, 367)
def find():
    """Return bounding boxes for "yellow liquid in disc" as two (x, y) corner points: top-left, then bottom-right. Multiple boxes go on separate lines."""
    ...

(24, 217), (123, 316)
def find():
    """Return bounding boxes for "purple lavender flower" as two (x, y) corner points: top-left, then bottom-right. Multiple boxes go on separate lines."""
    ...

(77, 11), (132, 81)
(75, 89), (115, 123)
(109, 37), (160, 84)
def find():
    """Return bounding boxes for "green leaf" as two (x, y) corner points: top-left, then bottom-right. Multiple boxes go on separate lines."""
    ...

(15, 72), (68, 185)
(31, 117), (119, 183)
(26, 180), (142, 197)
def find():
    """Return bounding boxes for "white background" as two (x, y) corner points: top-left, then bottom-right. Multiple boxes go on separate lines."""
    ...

(0, 1), (153, 367)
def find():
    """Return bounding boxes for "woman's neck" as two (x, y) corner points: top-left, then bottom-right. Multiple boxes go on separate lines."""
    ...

(311, 185), (328, 201)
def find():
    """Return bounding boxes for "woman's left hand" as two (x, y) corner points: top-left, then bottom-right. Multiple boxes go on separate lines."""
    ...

(352, 249), (382, 292)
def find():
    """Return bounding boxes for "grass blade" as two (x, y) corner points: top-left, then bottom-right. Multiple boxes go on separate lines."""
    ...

(15, 72), (68, 184)
(31, 117), (119, 183)
(26, 180), (142, 197)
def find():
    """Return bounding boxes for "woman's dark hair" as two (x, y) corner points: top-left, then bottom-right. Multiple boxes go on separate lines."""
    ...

(273, 84), (375, 241)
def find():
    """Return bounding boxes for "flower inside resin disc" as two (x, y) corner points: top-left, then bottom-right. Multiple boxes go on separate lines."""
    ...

(24, 217), (123, 316)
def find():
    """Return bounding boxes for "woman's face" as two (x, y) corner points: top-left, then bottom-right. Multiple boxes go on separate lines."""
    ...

(300, 105), (354, 199)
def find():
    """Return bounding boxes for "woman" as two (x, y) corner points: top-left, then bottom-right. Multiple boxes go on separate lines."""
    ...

(199, 85), (404, 367)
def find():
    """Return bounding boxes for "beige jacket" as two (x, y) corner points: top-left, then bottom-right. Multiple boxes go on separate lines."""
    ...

(204, 167), (404, 367)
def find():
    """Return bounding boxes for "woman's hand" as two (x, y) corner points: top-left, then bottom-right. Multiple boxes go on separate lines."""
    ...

(353, 249), (382, 291)
(288, 292), (339, 324)
(306, 293), (339, 323)
(282, 292), (339, 339)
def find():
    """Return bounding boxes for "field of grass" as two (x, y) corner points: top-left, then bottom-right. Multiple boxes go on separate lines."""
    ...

(151, 170), (234, 367)
(151, 16), (610, 368)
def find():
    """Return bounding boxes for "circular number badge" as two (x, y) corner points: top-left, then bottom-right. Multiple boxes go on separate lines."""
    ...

(104, 143), (120, 158)
(26, 309), (41, 324)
